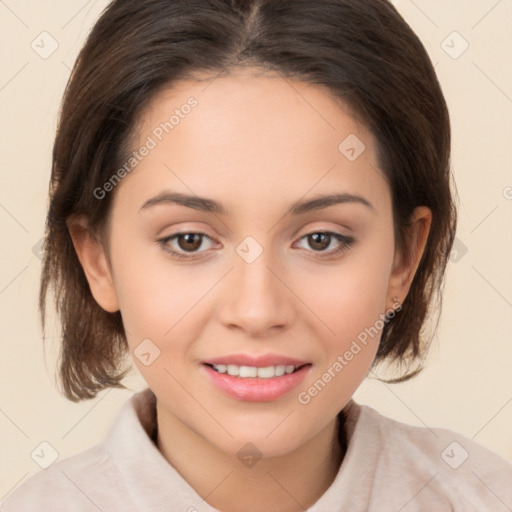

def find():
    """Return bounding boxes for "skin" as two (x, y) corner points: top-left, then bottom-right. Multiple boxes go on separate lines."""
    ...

(68, 67), (431, 512)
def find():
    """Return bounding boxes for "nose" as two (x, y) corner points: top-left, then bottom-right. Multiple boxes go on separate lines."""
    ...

(217, 247), (296, 337)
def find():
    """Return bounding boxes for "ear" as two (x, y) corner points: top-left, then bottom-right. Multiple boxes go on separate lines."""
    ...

(66, 215), (120, 313)
(386, 206), (432, 308)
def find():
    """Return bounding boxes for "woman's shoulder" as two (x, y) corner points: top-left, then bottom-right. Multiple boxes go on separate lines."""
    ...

(359, 401), (512, 469)
(0, 443), (126, 512)
(0, 391), (151, 512)
(347, 400), (512, 510)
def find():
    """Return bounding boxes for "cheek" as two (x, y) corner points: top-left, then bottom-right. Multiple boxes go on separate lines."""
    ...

(115, 268), (211, 347)
(293, 228), (394, 415)
(296, 251), (393, 418)
(306, 231), (394, 346)
(112, 262), (209, 391)
(108, 229), (207, 349)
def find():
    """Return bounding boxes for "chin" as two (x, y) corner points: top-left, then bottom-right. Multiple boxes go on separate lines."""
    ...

(202, 416), (314, 459)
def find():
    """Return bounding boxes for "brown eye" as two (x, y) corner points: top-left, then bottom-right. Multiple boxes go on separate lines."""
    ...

(176, 233), (203, 252)
(307, 233), (331, 251)
(158, 231), (216, 259)
(295, 231), (355, 258)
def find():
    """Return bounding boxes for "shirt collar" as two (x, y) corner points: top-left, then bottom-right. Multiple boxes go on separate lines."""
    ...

(104, 387), (377, 511)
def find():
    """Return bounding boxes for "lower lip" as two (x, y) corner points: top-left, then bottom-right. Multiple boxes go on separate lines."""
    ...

(201, 364), (311, 402)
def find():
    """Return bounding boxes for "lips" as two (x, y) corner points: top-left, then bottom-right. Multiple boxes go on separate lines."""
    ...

(200, 353), (312, 401)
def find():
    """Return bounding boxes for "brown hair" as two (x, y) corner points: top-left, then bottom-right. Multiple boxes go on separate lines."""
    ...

(41, 0), (457, 401)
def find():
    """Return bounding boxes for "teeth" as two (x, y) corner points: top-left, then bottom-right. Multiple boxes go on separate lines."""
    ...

(227, 364), (239, 376)
(212, 364), (300, 378)
(275, 365), (286, 377)
(257, 366), (276, 378)
(239, 366), (258, 378)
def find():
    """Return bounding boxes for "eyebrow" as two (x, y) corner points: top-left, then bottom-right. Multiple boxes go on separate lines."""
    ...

(139, 191), (376, 216)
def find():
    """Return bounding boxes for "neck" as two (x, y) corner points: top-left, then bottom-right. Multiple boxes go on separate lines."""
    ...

(155, 405), (346, 512)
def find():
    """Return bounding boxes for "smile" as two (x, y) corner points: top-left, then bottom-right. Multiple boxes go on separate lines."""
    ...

(201, 357), (312, 402)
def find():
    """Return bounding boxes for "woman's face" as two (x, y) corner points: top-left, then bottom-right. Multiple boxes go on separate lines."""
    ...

(88, 69), (426, 457)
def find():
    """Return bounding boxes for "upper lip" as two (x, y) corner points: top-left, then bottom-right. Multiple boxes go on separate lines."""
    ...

(202, 353), (311, 368)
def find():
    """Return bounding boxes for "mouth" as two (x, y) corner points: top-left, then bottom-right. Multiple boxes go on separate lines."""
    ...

(200, 355), (312, 402)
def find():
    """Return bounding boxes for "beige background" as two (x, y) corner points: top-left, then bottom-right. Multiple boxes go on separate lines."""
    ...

(1, 0), (511, 500)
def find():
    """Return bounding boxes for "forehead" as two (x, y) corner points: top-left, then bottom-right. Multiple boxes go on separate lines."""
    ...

(138, 68), (370, 150)
(120, 68), (389, 214)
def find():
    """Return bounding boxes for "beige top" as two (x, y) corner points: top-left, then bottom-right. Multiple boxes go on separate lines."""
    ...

(2, 387), (511, 511)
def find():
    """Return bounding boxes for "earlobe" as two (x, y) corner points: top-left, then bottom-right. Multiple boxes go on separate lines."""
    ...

(66, 215), (120, 313)
(386, 206), (432, 308)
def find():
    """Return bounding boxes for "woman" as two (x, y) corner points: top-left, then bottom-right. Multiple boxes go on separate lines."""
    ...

(3, 0), (511, 510)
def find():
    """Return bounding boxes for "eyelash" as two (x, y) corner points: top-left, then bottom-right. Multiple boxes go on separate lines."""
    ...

(157, 230), (355, 260)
